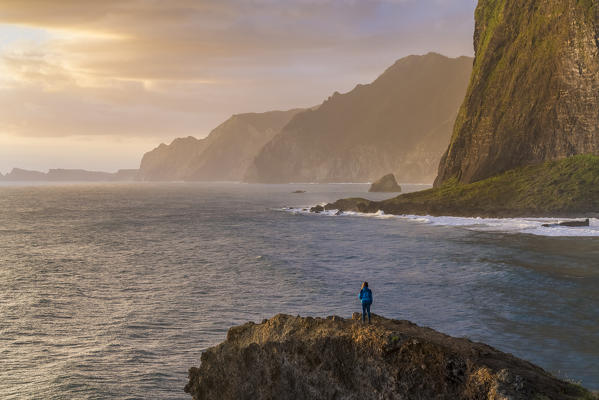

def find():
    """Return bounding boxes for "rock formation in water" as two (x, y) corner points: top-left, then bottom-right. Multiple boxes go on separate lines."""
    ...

(324, 155), (599, 218)
(435, 0), (599, 186)
(245, 53), (472, 184)
(0, 168), (139, 181)
(138, 110), (302, 181)
(369, 174), (402, 192)
(184, 313), (593, 400)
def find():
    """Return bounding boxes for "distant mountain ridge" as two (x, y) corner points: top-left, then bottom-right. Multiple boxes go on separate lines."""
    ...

(138, 110), (303, 181)
(138, 53), (472, 184)
(245, 53), (473, 183)
(0, 168), (138, 181)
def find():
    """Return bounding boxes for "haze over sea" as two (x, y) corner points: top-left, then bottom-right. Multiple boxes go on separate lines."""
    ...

(1, 182), (597, 399)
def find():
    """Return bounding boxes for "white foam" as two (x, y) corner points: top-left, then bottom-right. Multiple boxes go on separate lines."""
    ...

(280, 206), (599, 237)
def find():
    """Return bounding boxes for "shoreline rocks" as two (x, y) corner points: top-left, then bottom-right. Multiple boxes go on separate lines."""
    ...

(542, 219), (590, 228)
(184, 313), (594, 400)
(325, 155), (599, 219)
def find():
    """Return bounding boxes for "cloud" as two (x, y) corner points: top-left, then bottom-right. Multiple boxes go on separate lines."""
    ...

(0, 0), (476, 169)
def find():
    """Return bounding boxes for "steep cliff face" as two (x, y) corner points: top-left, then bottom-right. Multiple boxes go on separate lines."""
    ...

(245, 53), (472, 184)
(436, 0), (599, 186)
(138, 110), (301, 181)
(185, 314), (593, 400)
(138, 137), (206, 181)
(185, 110), (302, 181)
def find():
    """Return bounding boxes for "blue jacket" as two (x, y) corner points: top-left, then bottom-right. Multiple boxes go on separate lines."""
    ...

(359, 287), (373, 304)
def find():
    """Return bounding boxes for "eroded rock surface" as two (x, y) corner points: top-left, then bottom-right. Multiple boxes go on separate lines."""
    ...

(185, 313), (593, 400)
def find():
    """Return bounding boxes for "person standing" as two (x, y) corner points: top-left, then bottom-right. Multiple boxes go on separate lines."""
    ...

(359, 281), (373, 324)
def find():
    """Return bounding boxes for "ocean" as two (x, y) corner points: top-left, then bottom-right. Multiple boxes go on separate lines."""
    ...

(1, 182), (597, 399)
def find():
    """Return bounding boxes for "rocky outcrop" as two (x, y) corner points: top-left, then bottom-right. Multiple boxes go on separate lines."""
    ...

(435, 0), (599, 186)
(185, 313), (593, 400)
(138, 110), (302, 182)
(369, 174), (402, 192)
(245, 53), (472, 184)
(324, 155), (599, 218)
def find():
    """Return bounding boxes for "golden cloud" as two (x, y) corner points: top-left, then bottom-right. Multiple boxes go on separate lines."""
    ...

(0, 0), (475, 143)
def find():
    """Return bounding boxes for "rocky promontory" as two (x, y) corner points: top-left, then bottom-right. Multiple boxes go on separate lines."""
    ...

(185, 314), (594, 400)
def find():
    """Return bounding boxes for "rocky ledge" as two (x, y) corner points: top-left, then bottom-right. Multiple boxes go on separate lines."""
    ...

(185, 313), (594, 400)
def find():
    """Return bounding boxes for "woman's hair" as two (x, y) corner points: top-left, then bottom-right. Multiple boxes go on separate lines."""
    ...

(361, 281), (368, 289)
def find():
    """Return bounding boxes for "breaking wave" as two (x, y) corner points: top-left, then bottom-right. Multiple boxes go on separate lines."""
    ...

(282, 206), (599, 237)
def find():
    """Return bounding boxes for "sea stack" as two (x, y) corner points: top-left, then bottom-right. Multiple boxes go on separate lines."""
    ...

(435, 0), (599, 186)
(184, 314), (592, 400)
(369, 174), (402, 192)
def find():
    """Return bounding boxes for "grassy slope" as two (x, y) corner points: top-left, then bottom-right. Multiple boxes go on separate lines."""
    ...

(327, 155), (599, 217)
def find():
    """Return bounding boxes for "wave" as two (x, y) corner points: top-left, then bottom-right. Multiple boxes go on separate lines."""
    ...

(281, 206), (599, 237)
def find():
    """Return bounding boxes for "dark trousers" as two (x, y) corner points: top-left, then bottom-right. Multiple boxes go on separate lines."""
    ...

(361, 302), (371, 322)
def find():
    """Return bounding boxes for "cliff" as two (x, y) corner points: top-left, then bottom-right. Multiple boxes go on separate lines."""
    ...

(185, 313), (594, 400)
(245, 53), (472, 184)
(324, 155), (599, 218)
(138, 136), (205, 181)
(435, 0), (599, 186)
(138, 110), (302, 182)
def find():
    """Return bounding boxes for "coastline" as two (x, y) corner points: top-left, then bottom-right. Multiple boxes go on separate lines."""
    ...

(321, 156), (599, 220)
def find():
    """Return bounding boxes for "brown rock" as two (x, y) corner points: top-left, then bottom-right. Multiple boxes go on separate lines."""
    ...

(369, 173), (402, 192)
(184, 314), (593, 400)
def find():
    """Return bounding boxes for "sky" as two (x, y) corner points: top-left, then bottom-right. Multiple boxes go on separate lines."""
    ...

(0, 0), (477, 173)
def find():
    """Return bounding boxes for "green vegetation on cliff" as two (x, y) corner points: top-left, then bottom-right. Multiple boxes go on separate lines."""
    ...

(327, 155), (599, 217)
(436, 0), (599, 186)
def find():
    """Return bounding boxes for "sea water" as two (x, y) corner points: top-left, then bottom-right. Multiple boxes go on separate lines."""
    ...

(1, 182), (597, 399)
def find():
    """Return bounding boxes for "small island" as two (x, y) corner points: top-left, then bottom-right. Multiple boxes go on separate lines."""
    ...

(368, 173), (402, 193)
